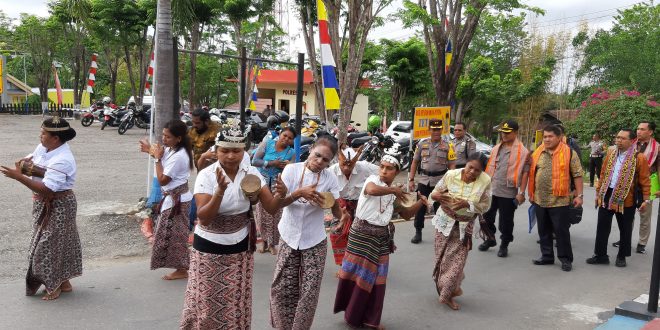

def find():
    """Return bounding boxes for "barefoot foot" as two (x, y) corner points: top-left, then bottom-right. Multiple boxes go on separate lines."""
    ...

(42, 287), (62, 301)
(440, 297), (460, 310)
(162, 269), (188, 280)
(60, 280), (73, 293)
(452, 287), (463, 297)
(269, 246), (278, 255)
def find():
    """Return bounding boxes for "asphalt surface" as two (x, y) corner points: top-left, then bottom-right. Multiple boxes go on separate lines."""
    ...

(0, 115), (658, 329)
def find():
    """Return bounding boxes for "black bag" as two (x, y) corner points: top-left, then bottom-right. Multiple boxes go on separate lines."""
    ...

(568, 205), (583, 225)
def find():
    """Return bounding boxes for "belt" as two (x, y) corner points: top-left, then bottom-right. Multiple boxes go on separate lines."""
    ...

(419, 169), (447, 177)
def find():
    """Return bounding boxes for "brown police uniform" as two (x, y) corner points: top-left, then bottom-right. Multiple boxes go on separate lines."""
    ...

(451, 135), (477, 168)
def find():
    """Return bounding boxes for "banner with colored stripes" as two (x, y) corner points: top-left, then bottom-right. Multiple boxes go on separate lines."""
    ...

(316, 0), (340, 110)
(86, 53), (97, 93)
(145, 52), (154, 96)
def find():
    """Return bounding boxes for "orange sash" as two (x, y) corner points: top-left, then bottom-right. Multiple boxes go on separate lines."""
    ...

(485, 139), (529, 188)
(528, 143), (571, 202)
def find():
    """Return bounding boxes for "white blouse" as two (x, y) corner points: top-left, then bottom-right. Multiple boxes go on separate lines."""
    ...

(278, 162), (340, 250)
(354, 175), (396, 226)
(30, 143), (76, 192)
(160, 147), (193, 211)
(194, 161), (266, 245)
(330, 161), (380, 201)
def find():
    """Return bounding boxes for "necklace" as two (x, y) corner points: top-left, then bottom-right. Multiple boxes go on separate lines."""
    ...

(297, 163), (321, 204)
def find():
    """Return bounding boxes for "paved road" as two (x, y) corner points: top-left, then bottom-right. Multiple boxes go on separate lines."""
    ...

(1, 185), (658, 329)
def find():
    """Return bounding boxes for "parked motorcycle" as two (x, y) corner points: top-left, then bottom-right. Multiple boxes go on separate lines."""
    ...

(81, 102), (104, 127)
(359, 132), (395, 165)
(101, 105), (127, 130)
(118, 106), (151, 135)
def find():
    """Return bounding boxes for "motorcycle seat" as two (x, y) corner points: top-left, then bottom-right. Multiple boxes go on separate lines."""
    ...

(350, 136), (372, 148)
(398, 139), (410, 148)
(300, 136), (314, 146)
(348, 132), (369, 140)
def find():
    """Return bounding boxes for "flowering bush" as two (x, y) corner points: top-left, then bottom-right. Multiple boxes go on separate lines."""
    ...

(567, 88), (659, 144)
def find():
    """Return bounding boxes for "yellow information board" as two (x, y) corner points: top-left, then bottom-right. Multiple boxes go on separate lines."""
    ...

(534, 129), (543, 149)
(412, 106), (451, 140)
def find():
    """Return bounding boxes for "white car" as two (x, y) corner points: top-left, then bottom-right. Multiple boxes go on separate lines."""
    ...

(384, 121), (492, 156)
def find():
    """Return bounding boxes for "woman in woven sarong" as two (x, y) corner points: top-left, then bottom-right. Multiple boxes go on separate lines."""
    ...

(328, 145), (379, 268)
(180, 122), (282, 329)
(251, 127), (296, 255)
(1, 117), (82, 301)
(334, 148), (428, 329)
(430, 153), (492, 310)
(139, 120), (194, 280)
(269, 135), (350, 330)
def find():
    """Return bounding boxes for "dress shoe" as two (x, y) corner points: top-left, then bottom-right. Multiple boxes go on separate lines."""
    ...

(478, 240), (497, 251)
(561, 260), (572, 272)
(586, 255), (610, 265)
(497, 245), (508, 258)
(612, 241), (620, 247)
(636, 244), (646, 254)
(411, 232), (422, 244)
(532, 259), (554, 265)
(615, 257), (627, 267)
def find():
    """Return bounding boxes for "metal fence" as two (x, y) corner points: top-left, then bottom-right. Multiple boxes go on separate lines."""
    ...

(0, 103), (77, 117)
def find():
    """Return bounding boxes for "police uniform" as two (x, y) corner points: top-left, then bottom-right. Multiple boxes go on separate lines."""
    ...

(451, 135), (477, 168)
(410, 119), (456, 243)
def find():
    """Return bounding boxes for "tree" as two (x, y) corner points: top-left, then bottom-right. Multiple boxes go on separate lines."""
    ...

(576, 3), (659, 95)
(13, 15), (60, 104)
(399, 0), (541, 118)
(381, 38), (430, 121)
(154, 0), (179, 141)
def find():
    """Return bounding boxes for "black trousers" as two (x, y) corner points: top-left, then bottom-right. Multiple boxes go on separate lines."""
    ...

(483, 196), (517, 244)
(535, 204), (573, 263)
(589, 156), (603, 185)
(414, 183), (439, 230)
(595, 188), (635, 258)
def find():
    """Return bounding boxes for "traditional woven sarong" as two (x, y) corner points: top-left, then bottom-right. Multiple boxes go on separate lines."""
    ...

(334, 218), (394, 328)
(329, 199), (358, 265)
(180, 246), (254, 330)
(254, 187), (282, 247)
(433, 223), (470, 303)
(151, 183), (191, 270)
(26, 190), (82, 296)
(270, 239), (327, 330)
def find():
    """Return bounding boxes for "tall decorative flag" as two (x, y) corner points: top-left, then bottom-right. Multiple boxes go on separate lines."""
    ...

(144, 52), (154, 96)
(316, 0), (340, 110)
(444, 18), (452, 73)
(249, 63), (261, 111)
(53, 64), (63, 105)
(86, 53), (98, 93)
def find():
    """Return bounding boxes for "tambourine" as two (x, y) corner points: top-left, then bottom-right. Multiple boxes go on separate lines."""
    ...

(320, 192), (335, 209)
(394, 192), (417, 208)
(240, 174), (261, 203)
(19, 160), (46, 178)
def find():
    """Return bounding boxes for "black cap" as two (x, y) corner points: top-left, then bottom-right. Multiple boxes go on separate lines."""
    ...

(498, 120), (519, 133)
(429, 119), (443, 129)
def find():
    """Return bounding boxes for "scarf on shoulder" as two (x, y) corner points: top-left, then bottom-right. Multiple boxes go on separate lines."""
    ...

(528, 142), (571, 202)
(485, 138), (529, 188)
(597, 146), (637, 212)
(636, 138), (658, 167)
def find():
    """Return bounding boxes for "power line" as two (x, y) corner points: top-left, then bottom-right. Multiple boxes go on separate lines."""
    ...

(531, 2), (640, 25)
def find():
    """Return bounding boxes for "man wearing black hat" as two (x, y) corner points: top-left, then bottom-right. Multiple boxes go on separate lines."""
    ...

(481, 120), (531, 258)
(408, 118), (456, 243)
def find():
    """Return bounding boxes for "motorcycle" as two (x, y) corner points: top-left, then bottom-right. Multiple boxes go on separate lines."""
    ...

(118, 106), (151, 135)
(359, 132), (395, 165)
(101, 105), (128, 130)
(81, 102), (104, 127)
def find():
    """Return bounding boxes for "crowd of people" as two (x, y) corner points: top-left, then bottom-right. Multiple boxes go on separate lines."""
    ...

(1, 110), (659, 329)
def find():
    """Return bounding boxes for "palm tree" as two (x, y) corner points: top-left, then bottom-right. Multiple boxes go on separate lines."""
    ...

(154, 0), (177, 142)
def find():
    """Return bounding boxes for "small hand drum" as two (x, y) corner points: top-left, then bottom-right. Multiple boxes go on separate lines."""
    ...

(394, 192), (417, 208)
(19, 160), (46, 178)
(240, 174), (261, 203)
(320, 192), (335, 209)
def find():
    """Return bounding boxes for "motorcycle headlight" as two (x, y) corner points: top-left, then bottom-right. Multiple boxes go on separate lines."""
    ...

(371, 136), (379, 144)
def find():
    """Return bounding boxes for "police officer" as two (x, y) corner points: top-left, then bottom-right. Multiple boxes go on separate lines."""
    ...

(451, 122), (477, 168)
(408, 119), (456, 243)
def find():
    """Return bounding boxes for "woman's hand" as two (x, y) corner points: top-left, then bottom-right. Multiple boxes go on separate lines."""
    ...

(139, 138), (151, 154)
(215, 167), (229, 195)
(152, 143), (165, 160)
(418, 193), (430, 208)
(270, 160), (288, 169)
(0, 162), (23, 180)
(332, 206), (351, 232)
(273, 174), (288, 198)
(295, 184), (323, 206)
(449, 199), (470, 211)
